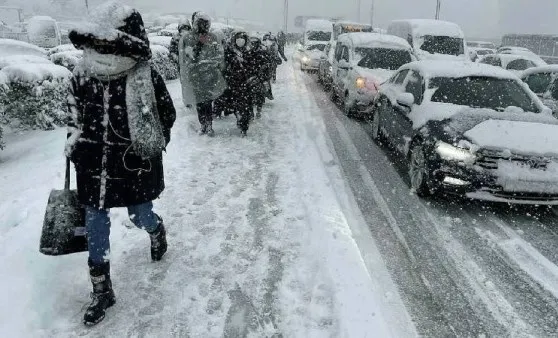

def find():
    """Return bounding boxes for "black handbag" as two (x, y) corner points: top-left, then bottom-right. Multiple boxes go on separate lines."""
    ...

(39, 158), (87, 255)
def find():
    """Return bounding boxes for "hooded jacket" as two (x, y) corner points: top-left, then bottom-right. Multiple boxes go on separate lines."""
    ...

(67, 2), (176, 208)
(178, 13), (226, 106)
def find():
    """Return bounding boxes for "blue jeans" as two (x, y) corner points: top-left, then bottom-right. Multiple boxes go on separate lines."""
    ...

(86, 201), (160, 264)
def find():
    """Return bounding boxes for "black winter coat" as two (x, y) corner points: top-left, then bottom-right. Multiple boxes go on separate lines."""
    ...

(67, 67), (176, 209)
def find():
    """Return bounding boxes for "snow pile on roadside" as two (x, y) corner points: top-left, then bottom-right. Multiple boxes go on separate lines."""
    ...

(0, 64), (407, 336)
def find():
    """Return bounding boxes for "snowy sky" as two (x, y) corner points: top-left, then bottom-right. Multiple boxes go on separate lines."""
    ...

(10, 0), (558, 38)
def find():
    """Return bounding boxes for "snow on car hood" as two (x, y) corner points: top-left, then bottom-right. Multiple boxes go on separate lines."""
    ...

(464, 119), (558, 157)
(356, 68), (394, 85)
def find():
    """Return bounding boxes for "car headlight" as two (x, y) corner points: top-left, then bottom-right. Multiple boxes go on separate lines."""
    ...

(328, 65), (333, 73)
(435, 141), (476, 164)
(356, 77), (366, 89)
(301, 56), (310, 63)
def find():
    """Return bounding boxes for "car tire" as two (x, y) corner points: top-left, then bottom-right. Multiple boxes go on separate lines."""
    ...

(409, 143), (437, 197)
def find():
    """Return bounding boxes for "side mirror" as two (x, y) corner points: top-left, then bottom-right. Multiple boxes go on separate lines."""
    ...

(396, 93), (415, 108)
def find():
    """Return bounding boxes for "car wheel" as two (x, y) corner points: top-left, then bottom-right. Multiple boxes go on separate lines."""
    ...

(343, 93), (355, 117)
(409, 143), (435, 197)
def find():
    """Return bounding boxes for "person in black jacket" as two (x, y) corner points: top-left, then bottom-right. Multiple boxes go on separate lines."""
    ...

(66, 2), (176, 326)
(277, 31), (288, 61)
(223, 31), (255, 136)
(247, 36), (272, 117)
(169, 19), (191, 65)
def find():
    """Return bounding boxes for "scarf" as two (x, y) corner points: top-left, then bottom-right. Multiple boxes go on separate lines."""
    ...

(80, 51), (166, 160)
(82, 49), (137, 79)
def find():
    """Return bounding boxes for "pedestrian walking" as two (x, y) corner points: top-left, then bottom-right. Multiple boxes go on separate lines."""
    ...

(277, 30), (288, 61)
(66, 1), (176, 326)
(179, 12), (227, 135)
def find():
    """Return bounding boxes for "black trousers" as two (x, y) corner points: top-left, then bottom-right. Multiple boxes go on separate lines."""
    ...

(196, 100), (213, 127)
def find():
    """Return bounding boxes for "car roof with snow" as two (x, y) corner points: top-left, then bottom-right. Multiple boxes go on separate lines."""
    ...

(390, 19), (464, 38)
(305, 19), (333, 31)
(337, 32), (411, 50)
(400, 60), (518, 80)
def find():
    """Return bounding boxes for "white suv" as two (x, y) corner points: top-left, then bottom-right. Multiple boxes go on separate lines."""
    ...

(331, 32), (414, 117)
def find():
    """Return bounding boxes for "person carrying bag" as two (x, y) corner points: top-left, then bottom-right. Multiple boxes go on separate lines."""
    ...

(62, 1), (176, 326)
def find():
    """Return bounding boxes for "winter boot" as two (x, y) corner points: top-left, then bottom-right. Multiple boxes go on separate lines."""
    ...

(149, 217), (167, 261)
(83, 261), (116, 326)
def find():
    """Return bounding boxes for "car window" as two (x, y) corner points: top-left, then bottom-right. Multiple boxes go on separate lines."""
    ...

(551, 79), (558, 100)
(524, 73), (553, 94)
(341, 46), (350, 62)
(405, 71), (424, 104)
(334, 44), (343, 61)
(354, 47), (412, 70)
(481, 56), (502, 67)
(506, 59), (537, 71)
(393, 69), (410, 85)
(429, 76), (539, 113)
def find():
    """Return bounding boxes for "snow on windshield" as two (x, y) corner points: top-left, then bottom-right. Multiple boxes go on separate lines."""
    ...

(355, 47), (411, 70)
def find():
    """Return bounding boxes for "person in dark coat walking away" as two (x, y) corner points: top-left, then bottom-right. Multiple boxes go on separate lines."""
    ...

(263, 33), (282, 84)
(169, 19), (191, 65)
(179, 12), (226, 135)
(277, 31), (288, 61)
(247, 35), (272, 117)
(223, 31), (255, 136)
(66, 1), (176, 326)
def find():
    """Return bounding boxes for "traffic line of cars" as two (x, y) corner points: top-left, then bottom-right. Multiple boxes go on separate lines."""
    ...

(298, 18), (558, 206)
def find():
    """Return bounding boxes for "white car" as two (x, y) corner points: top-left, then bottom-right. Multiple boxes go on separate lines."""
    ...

(331, 32), (414, 117)
(497, 46), (547, 66)
(299, 43), (327, 72)
(478, 53), (538, 75)
(468, 48), (495, 62)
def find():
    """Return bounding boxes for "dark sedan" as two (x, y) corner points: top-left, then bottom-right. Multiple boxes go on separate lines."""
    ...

(370, 60), (558, 204)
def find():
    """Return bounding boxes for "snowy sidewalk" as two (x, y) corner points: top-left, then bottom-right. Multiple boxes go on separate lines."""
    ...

(0, 62), (414, 337)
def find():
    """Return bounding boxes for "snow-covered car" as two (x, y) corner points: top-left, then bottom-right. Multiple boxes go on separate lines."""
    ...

(299, 42), (327, 72)
(478, 53), (538, 75)
(371, 60), (558, 205)
(318, 41), (336, 90)
(521, 65), (558, 116)
(497, 46), (547, 66)
(27, 16), (62, 48)
(331, 33), (414, 117)
(0, 38), (46, 58)
(468, 48), (495, 62)
(467, 41), (497, 50)
(387, 19), (468, 61)
(158, 29), (176, 37)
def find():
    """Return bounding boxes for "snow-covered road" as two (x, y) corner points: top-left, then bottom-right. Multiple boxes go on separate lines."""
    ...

(300, 67), (558, 336)
(0, 61), (415, 337)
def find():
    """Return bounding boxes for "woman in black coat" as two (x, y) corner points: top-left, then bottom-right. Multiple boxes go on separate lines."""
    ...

(65, 3), (176, 326)
(223, 31), (255, 136)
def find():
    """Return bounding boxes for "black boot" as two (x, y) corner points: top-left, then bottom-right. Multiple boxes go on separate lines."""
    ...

(149, 217), (167, 261)
(83, 260), (116, 326)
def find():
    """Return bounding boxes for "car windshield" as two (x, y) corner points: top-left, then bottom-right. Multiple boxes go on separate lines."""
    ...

(506, 59), (537, 70)
(420, 35), (464, 56)
(307, 44), (326, 51)
(355, 47), (412, 70)
(524, 73), (554, 94)
(476, 50), (493, 56)
(429, 76), (539, 112)
(307, 31), (331, 41)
